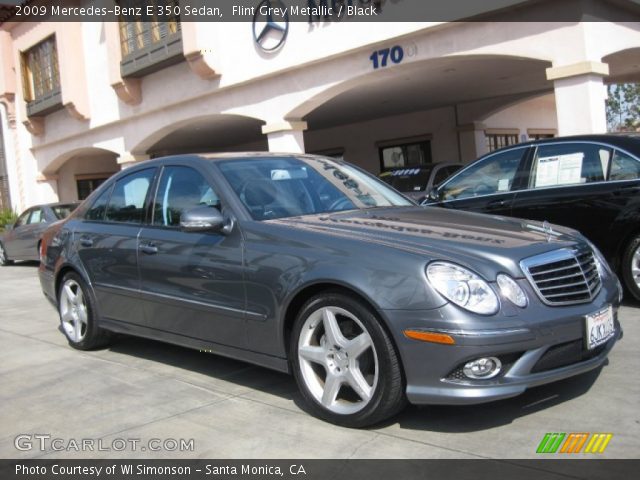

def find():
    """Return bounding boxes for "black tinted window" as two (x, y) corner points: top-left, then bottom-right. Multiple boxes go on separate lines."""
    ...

(609, 150), (640, 181)
(153, 166), (219, 227)
(85, 185), (113, 221)
(530, 143), (610, 188)
(440, 149), (525, 200)
(105, 169), (155, 224)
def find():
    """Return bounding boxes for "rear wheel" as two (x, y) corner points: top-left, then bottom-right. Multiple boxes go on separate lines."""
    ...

(290, 292), (405, 428)
(0, 242), (12, 266)
(622, 235), (640, 301)
(58, 272), (111, 350)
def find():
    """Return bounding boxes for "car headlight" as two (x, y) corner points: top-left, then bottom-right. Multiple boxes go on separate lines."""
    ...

(496, 274), (528, 308)
(426, 262), (499, 315)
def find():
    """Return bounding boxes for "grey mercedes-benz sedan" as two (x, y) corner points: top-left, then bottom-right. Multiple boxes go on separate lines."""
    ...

(39, 153), (622, 427)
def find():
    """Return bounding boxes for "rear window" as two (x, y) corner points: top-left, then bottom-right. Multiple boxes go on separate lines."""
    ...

(51, 204), (77, 220)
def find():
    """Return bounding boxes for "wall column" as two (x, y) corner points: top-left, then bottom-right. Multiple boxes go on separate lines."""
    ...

(457, 122), (487, 163)
(546, 61), (609, 136)
(262, 121), (307, 153)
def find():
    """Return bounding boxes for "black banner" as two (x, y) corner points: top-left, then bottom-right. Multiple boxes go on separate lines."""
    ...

(2, 460), (640, 480)
(1, 0), (639, 23)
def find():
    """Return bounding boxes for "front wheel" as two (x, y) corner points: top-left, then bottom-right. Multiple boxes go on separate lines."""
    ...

(622, 235), (640, 301)
(0, 242), (13, 266)
(290, 292), (405, 428)
(58, 272), (111, 350)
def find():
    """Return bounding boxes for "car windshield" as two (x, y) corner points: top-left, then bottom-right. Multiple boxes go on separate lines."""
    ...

(218, 156), (413, 220)
(379, 168), (432, 192)
(51, 204), (77, 220)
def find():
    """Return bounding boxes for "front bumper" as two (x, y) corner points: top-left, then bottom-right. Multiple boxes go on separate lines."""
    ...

(383, 279), (622, 405)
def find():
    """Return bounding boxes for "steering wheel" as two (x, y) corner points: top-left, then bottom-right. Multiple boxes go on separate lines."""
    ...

(473, 183), (493, 195)
(328, 197), (356, 211)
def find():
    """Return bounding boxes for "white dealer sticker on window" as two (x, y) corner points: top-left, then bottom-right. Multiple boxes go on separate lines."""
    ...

(534, 152), (584, 187)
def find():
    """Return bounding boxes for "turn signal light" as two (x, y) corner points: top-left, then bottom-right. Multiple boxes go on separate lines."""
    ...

(404, 329), (455, 345)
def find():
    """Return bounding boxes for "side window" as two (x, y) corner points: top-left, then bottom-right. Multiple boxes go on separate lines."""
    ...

(14, 210), (31, 227)
(105, 169), (155, 224)
(153, 166), (219, 227)
(530, 143), (610, 188)
(433, 166), (459, 187)
(440, 149), (525, 201)
(28, 209), (44, 224)
(609, 150), (640, 181)
(85, 184), (113, 221)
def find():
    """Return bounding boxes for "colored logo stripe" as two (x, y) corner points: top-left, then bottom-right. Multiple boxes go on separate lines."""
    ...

(537, 433), (565, 453)
(584, 433), (613, 454)
(537, 433), (613, 454)
(560, 433), (589, 453)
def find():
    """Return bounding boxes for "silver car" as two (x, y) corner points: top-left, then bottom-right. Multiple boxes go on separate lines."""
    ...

(0, 203), (78, 265)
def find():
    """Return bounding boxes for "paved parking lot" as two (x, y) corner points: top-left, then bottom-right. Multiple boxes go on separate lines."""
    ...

(1, 263), (639, 459)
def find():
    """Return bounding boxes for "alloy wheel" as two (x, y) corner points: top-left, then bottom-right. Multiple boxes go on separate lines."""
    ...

(632, 245), (640, 290)
(297, 306), (379, 415)
(59, 279), (88, 343)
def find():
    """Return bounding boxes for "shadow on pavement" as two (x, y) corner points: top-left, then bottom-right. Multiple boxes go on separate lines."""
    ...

(89, 331), (608, 433)
(391, 364), (604, 433)
(105, 335), (297, 400)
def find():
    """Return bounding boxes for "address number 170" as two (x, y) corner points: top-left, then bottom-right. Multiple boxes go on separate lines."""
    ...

(369, 46), (404, 70)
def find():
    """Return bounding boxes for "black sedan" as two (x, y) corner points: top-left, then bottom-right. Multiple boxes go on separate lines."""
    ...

(424, 134), (640, 300)
(0, 202), (78, 265)
(38, 153), (621, 427)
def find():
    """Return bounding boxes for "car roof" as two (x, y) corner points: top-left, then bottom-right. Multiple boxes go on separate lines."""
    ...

(24, 202), (79, 210)
(501, 133), (640, 150)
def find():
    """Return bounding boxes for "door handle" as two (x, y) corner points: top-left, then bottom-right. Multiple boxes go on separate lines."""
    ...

(487, 199), (507, 208)
(80, 237), (93, 247)
(139, 243), (158, 255)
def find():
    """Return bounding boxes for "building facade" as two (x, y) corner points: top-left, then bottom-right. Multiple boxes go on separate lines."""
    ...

(0, 1), (639, 211)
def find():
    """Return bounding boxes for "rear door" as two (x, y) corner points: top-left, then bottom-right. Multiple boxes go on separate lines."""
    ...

(74, 168), (157, 327)
(511, 142), (616, 250)
(3, 209), (32, 258)
(137, 164), (247, 347)
(13, 208), (46, 259)
(434, 146), (530, 216)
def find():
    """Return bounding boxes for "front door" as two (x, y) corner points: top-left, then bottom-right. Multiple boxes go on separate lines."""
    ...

(137, 165), (247, 348)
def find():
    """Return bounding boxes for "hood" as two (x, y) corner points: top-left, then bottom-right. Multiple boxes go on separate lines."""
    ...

(268, 206), (584, 278)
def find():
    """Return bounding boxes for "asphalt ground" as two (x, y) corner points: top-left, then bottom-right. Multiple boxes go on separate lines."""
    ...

(1, 263), (638, 459)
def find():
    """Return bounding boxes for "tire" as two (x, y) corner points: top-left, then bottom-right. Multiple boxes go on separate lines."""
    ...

(290, 291), (406, 428)
(58, 271), (111, 350)
(621, 235), (640, 302)
(0, 242), (13, 266)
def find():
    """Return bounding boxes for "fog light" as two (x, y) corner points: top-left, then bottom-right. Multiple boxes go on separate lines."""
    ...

(463, 357), (502, 379)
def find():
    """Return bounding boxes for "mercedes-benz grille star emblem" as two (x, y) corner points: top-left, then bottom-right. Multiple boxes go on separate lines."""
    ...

(253, 0), (289, 52)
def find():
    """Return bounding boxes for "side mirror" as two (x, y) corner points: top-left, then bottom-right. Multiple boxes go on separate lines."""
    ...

(426, 188), (439, 203)
(180, 206), (225, 233)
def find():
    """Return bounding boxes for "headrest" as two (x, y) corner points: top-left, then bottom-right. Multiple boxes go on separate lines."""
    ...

(244, 179), (277, 207)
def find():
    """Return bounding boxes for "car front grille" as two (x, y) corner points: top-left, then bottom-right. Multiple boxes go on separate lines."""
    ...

(520, 248), (601, 306)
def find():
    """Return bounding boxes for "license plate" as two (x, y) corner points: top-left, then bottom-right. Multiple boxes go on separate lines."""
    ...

(585, 305), (615, 350)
